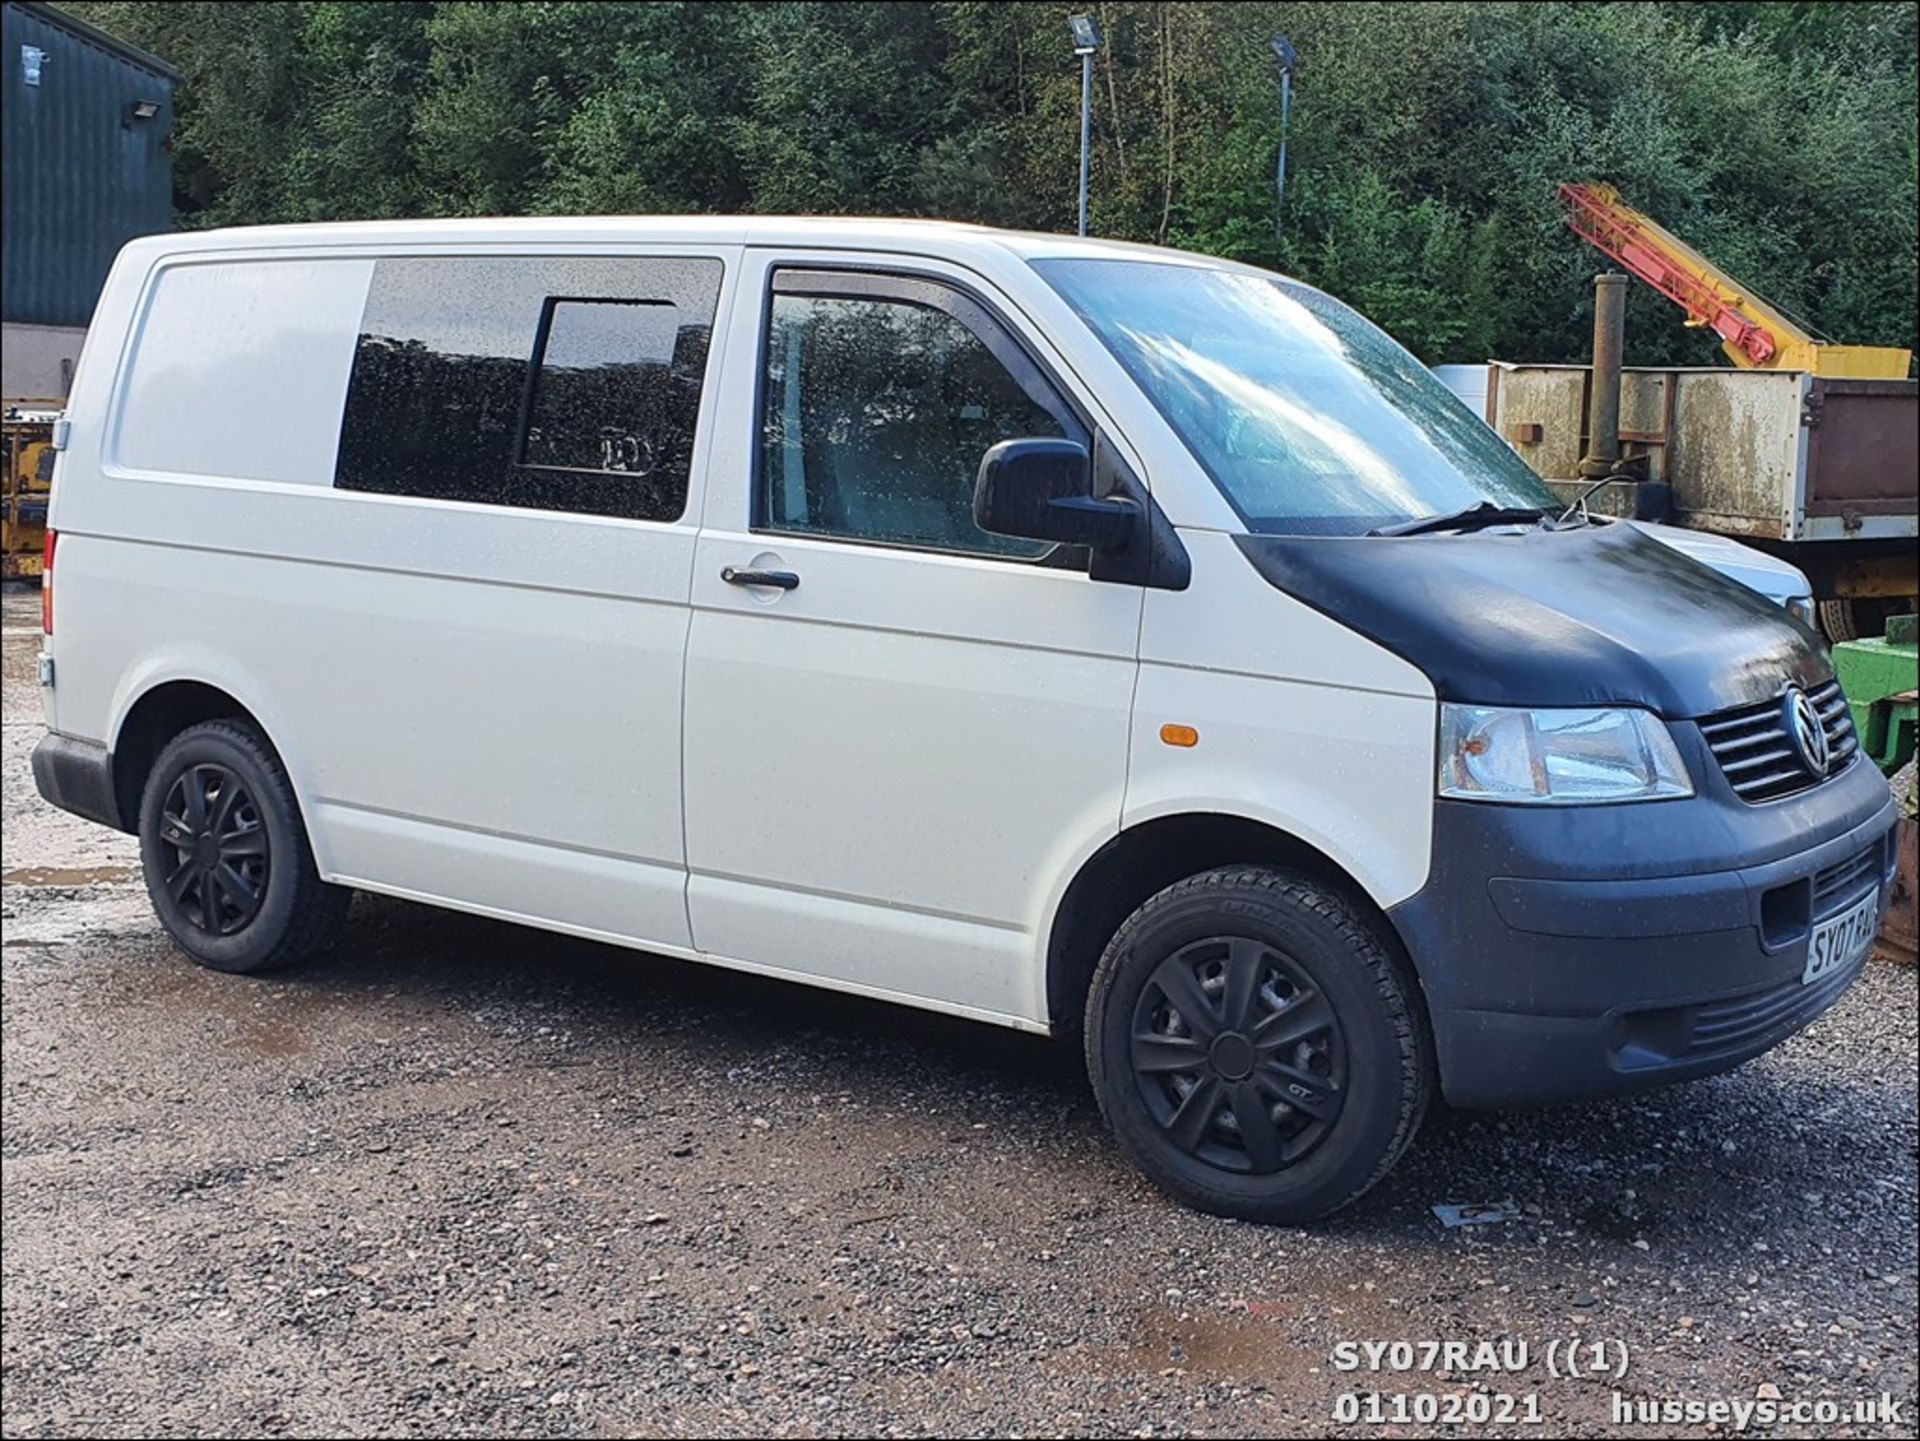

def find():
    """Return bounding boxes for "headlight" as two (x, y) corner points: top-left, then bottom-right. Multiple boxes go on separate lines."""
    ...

(1439, 704), (1693, 805)
(1786, 595), (1816, 628)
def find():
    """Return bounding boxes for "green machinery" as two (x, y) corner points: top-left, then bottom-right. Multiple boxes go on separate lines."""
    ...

(1833, 613), (1918, 774)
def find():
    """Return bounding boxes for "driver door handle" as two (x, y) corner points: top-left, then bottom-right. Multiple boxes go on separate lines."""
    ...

(721, 566), (800, 591)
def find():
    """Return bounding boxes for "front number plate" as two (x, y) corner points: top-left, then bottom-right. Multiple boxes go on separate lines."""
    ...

(1803, 889), (1880, 986)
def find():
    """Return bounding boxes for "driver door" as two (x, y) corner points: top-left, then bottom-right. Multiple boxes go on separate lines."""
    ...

(682, 258), (1142, 1025)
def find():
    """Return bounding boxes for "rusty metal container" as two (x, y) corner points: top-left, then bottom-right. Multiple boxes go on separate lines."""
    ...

(1488, 364), (1917, 544)
(1882, 817), (1917, 967)
(1485, 363), (1917, 623)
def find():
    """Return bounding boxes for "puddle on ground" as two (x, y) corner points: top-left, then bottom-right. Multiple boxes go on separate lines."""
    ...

(105, 958), (373, 1060)
(236, 1016), (311, 1059)
(1117, 1305), (1302, 1380)
(2, 866), (136, 887)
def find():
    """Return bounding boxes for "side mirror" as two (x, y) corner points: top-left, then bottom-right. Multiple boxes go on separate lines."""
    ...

(974, 437), (1138, 551)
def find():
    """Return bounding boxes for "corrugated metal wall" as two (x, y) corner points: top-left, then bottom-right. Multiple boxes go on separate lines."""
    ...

(2, 2), (175, 328)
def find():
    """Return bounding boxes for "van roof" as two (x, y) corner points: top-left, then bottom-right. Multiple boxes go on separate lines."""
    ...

(119, 215), (1268, 274)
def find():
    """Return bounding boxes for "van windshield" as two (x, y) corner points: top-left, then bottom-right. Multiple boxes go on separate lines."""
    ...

(1033, 258), (1559, 535)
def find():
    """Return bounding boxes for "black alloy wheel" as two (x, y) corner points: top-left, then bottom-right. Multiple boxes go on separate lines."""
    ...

(138, 719), (347, 974)
(1129, 935), (1346, 1174)
(155, 762), (270, 936)
(1086, 866), (1431, 1224)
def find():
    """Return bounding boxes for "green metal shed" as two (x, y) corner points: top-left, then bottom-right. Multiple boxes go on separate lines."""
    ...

(2, 1), (179, 360)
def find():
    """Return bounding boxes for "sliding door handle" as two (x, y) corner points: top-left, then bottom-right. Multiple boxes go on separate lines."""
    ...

(721, 566), (800, 591)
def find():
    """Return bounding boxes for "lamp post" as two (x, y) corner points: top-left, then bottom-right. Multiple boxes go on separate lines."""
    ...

(1069, 14), (1101, 237)
(1272, 35), (1297, 243)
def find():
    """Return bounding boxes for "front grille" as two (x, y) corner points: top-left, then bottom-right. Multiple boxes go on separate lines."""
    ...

(1699, 679), (1857, 802)
(1812, 841), (1883, 918)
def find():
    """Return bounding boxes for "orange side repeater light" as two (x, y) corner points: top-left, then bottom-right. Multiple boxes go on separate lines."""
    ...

(1159, 723), (1199, 748)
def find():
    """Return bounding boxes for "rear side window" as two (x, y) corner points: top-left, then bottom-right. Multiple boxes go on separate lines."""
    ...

(334, 257), (720, 521)
(116, 258), (375, 487)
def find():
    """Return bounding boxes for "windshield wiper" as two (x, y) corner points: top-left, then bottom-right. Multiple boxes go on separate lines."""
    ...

(1554, 472), (1634, 527)
(1368, 502), (1549, 538)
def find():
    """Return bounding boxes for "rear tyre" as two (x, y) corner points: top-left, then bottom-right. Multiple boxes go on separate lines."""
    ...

(1085, 866), (1431, 1224)
(137, 719), (346, 974)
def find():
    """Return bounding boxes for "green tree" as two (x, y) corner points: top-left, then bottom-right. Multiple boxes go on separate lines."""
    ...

(63, 1), (1918, 365)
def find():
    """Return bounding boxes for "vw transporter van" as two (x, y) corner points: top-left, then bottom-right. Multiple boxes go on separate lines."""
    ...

(33, 219), (1898, 1222)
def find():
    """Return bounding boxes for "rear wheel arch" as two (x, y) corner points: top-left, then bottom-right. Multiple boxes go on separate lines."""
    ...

(110, 681), (282, 834)
(1045, 812), (1431, 1041)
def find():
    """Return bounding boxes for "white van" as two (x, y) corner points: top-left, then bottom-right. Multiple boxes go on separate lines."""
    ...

(33, 219), (1897, 1222)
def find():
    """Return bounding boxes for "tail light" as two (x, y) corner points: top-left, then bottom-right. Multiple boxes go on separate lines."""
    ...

(42, 530), (55, 634)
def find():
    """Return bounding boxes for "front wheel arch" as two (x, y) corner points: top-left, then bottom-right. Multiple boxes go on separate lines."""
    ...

(1044, 811), (1432, 1046)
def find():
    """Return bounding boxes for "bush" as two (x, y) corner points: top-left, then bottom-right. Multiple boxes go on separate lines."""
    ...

(71, 1), (1918, 366)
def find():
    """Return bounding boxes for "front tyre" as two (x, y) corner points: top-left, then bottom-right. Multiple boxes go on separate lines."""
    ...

(138, 719), (346, 974)
(1085, 866), (1431, 1223)
(1818, 596), (1908, 646)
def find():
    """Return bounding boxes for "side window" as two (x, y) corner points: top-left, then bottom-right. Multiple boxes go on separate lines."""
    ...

(758, 280), (1083, 557)
(335, 256), (720, 521)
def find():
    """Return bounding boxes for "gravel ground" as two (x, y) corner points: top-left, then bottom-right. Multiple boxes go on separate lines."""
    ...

(3, 585), (1916, 1439)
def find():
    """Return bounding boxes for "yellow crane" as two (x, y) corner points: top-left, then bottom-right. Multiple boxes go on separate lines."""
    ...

(1558, 182), (1912, 380)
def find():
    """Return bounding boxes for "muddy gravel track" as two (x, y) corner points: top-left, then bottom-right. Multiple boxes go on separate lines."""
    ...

(3, 588), (1915, 1438)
